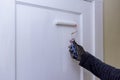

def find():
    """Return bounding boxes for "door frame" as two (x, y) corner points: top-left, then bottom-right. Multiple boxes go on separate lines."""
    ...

(0, 0), (103, 80)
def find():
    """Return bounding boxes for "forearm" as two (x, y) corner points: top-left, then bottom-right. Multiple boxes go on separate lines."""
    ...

(80, 52), (120, 80)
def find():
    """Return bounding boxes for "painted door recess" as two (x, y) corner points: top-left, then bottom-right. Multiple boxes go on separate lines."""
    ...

(16, 0), (96, 80)
(16, 4), (81, 80)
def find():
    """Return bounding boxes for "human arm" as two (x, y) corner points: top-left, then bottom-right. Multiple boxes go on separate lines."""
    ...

(69, 40), (120, 80)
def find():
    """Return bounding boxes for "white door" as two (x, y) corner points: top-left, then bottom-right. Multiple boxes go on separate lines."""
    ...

(0, 0), (103, 80)
(16, 0), (95, 80)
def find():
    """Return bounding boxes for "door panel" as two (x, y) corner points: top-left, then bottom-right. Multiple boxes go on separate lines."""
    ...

(16, 4), (81, 80)
(16, 0), (94, 80)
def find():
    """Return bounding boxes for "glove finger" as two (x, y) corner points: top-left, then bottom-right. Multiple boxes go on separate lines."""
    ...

(69, 49), (74, 53)
(72, 40), (79, 46)
(70, 53), (77, 59)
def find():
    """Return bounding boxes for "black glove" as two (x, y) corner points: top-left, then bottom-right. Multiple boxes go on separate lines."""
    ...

(69, 39), (85, 61)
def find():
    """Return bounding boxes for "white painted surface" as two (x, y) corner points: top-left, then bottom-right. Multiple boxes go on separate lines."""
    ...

(16, 0), (91, 13)
(0, 0), (15, 80)
(16, 4), (81, 80)
(16, 0), (94, 80)
(94, 0), (103, 61)
(0, 0), (103, 80)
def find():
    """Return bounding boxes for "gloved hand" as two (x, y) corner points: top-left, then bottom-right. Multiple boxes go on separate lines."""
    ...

(69, 39), (85, 61)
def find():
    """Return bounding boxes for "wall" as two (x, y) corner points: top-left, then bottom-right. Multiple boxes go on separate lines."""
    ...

(104, 0), (120, 68)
